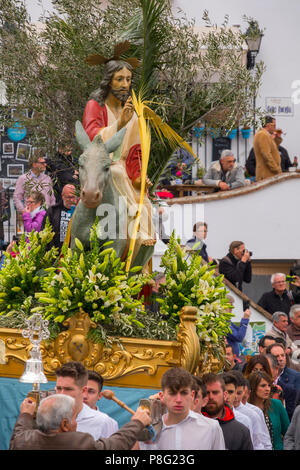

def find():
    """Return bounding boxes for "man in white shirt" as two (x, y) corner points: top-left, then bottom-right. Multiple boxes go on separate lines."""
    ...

(139, 367), (225, 450)
(55, 361), (117, 440)
(83, 370), (118, 436)
(231, 370), (272, 450)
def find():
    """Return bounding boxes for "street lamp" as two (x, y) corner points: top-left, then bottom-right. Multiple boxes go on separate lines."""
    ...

(245, 34), (263, 70)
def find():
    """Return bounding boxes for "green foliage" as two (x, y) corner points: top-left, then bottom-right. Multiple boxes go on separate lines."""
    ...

(158, 232), (233, 351)
(34, 223), (153, 340)
(0, 220), (59, 317)
(0, 0), (265, 186)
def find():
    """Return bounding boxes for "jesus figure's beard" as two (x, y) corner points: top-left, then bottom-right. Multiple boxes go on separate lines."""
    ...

(110, 87), (131, 105)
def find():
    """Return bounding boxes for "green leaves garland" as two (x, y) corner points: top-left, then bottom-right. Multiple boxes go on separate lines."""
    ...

(0, 220), (58, 321)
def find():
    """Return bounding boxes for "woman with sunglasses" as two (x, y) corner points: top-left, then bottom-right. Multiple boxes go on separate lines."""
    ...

(248, 371), (290, 450)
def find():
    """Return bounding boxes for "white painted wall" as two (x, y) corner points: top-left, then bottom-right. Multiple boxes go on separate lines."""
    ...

(173, 0), (300, 167)
(156, 174), (300, 260)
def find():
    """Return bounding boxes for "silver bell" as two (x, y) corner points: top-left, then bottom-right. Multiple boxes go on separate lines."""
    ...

(19, 345), (48, 384)
(19, 313), (49, 386)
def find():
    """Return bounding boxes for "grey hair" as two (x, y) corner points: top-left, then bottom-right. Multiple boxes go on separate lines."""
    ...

(220, 149), (234, 159)
(271, 273), (286, 285)
(36, 394), (74, 432)
(272, 311), (287, 323)
(290, 304), (300, 319)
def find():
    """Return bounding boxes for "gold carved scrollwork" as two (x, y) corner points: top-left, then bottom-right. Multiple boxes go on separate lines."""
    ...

(177, 306), (201, 374)
(0, 306), (222, 386)
(197, 341), (226, 375)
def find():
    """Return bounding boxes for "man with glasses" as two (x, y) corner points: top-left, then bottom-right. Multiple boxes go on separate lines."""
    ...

(258, 273), (300, 319)
(202, 149), (247, 191)
(13, 151), (56, 213)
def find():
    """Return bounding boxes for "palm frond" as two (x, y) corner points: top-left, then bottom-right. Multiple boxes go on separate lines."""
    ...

(143, 104), (198, 160)
(125, 90), (152, 272)
(119, 0), (170, 99)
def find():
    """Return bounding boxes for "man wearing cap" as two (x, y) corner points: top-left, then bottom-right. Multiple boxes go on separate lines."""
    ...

(41, 184), (77, 251)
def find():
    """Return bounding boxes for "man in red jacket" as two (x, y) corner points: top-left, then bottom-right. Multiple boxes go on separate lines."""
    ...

(202, 373), (253, 450)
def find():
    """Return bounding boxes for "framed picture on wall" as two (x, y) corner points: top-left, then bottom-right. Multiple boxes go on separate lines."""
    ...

(3, 142), (14, 154)
(7, 164), (24, 178)
(16, 143), (31, 161)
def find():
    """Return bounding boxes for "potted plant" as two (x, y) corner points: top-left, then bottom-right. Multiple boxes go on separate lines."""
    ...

(227, 128), (238, 140)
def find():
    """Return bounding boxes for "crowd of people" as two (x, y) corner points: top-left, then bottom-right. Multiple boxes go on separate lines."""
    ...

(4, 52), (300, 452)
(9, 358), (300, 450)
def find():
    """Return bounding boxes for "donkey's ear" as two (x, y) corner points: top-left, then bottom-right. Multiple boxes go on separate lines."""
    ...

(75, 121), (91, 151)
(104, 127), (127, 157)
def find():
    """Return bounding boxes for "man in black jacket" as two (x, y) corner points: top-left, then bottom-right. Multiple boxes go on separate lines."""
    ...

(266, 343), (300, 420)
(202, 373), (253, 450)
(41, 184), (77, 251)
(258, 273), (300, 319)
(219, 240), (252, 291)
(185, 221), (213, 263)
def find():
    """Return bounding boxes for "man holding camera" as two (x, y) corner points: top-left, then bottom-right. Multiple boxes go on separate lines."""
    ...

(219, 241), (252, 292)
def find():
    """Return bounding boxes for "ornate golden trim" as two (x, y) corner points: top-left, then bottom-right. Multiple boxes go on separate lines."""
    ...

(0, 307), (223, 388)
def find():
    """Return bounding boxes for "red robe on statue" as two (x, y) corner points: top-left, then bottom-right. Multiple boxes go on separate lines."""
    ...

(82, 99), (142, 183)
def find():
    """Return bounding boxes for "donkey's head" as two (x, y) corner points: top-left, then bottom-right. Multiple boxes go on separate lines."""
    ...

(75, 121), (126, 208)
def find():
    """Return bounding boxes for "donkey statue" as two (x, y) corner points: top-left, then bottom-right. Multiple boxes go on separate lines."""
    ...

(70, 121), (155, 271)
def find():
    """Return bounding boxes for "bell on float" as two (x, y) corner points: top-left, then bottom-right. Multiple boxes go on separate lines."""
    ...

(19, 313), (49, 403)
(19, 345), (48, 386)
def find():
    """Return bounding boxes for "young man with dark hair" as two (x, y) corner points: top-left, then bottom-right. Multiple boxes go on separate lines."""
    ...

(202, 372), (253, 450)
(228, 370), (272, 450)
(83, 370), (118, 435)
(258, 335), (276, 354)
(222, 372), (253, 440)
(139, 367), (225, 450)
(191, 376), (208, 414)
(55, 362), (116, 439)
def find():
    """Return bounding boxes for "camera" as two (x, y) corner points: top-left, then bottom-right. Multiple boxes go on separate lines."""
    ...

(243, 300), (250, 310)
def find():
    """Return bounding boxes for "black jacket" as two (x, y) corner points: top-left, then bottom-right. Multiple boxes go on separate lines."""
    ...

(203, 405), (253, 450)
(41, 200), (73, 250)
(219, 252), (252, 291)
(257, 289), (300, 318)
(186, 237), (209, 262)
(246, 146), (292, 177)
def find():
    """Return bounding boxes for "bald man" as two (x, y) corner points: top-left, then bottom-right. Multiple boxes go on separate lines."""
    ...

(41, 184), (77, 250)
